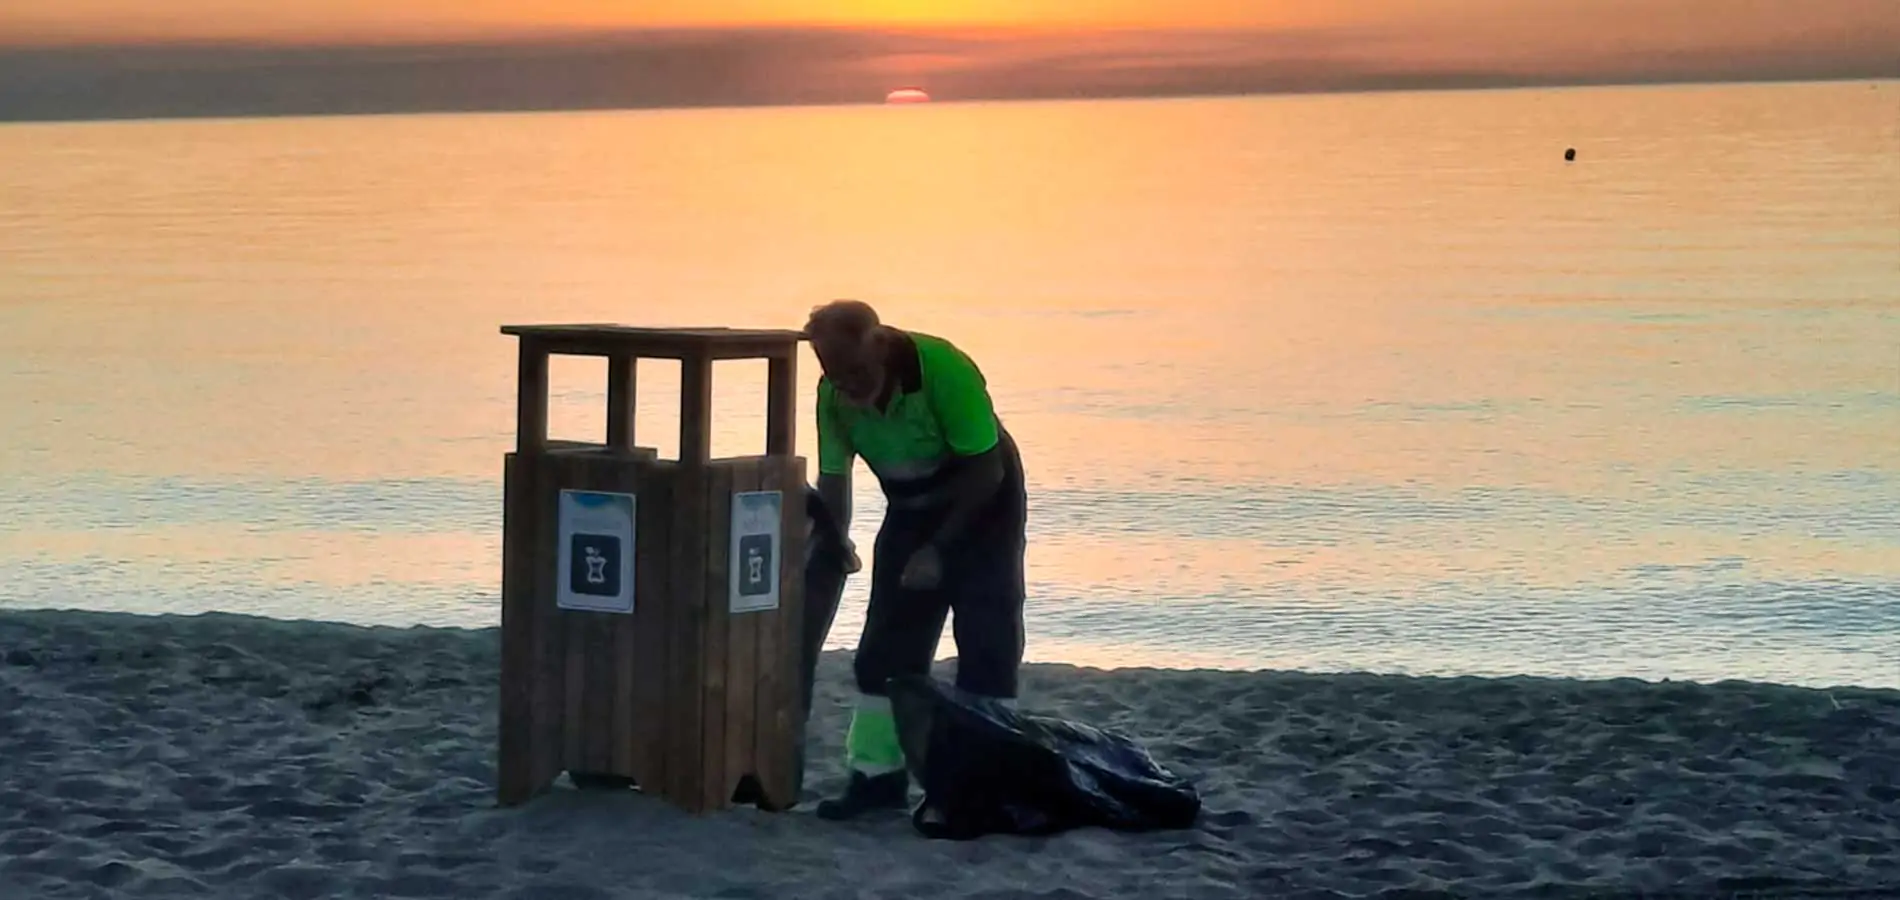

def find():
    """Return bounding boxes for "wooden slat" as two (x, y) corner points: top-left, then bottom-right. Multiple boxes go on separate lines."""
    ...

(664, 462), (710, 810)
(671, 349), (715, 808)
(629, 463), (675, 791)
(766, 351), (796, 456)
(704, 337), (808, 361)
(610, 603), (638, 779)
(587, 615), (619, 774)
(578, 617), (602, 773)
(609, 463), (641, 781)
(753, 456), (801, 808)
(699, 461), (735, 811)
(497, 453), (539, 805)
(515, 339), (549, 454)
(502, 324), (804, 342)
(779, 454), (811, 807)
(678, 352), (713, 466)
(561, 615), (585, 771)
(558, 457), (587, 773)
(724, 460), (763, 805)
(500, 324), (804, 364)
(496, 338), (795, 362)
(606, 353), (638, 451)
(531, 461), (568, 795)
(581, 454), (626, 775)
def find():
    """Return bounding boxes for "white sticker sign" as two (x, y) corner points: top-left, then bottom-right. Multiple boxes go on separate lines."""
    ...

(729, 490), (783, 614)
(556, 490), (637, 614)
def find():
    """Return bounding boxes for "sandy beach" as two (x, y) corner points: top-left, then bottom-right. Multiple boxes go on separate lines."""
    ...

(2, 609), (1897, 900)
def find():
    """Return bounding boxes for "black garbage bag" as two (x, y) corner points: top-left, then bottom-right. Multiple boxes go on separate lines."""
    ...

(886, 673), (1202, 840)
(791, 486), (854, 803)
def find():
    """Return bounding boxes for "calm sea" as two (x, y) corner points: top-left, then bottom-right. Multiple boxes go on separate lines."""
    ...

(2, 81), (1896, 688)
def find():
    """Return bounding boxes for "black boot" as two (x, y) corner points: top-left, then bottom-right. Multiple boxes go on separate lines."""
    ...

(815, 770), (910, 821)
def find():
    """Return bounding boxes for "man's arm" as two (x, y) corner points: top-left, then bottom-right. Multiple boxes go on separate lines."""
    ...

(918, 340), (1007, 552)
(814, 381), (855, 536)
(817, 470), (851, 534)
(919, 445), (1005, 551)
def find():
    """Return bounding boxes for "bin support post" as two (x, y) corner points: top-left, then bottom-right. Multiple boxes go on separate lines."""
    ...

(766, 351), (796, 456)
(516, 340), (548, 454)
(606, 353), (637, 451)
(679, 352), (713, 467)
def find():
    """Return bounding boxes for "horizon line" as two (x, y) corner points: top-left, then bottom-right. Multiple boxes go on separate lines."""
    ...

(1, 73), (1887, 128)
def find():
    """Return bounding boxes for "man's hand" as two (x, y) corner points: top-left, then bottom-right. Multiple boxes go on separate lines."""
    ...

(899, 543), (942, 590)
(840, 536), (863, 575)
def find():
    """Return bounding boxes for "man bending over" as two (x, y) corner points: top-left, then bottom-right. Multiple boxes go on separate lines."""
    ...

(804, 299), (1028, 821)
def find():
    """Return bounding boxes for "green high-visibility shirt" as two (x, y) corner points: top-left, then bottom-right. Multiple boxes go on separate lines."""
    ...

(815, 332), (1000, 488)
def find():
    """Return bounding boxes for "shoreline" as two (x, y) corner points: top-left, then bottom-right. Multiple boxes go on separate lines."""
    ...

(3, 607), (1898, 899)
(5, 601), (1893, 693)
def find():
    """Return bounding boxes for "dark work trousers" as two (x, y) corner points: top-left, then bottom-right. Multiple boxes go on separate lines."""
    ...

(854, 432), (1028, 701)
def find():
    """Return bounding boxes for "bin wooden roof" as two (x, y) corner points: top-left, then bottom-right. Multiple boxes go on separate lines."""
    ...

(501, 324), (804, 360)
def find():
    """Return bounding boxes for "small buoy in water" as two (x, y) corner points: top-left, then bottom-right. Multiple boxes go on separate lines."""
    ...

(1564, 148), (1577, 162)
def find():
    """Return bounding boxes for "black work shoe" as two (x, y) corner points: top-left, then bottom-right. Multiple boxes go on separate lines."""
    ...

(814, 770), (910, 821)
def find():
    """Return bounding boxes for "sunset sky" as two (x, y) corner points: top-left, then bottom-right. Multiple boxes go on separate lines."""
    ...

(4, 0), (1897, 47)
(16, 0), (1426, 41)
(2, 0), (1896, 119)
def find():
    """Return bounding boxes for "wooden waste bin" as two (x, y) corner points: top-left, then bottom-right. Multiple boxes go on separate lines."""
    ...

(496, 324), (808, 814)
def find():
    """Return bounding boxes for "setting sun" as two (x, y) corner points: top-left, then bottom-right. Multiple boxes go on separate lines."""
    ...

(885, 87), (931, 103)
